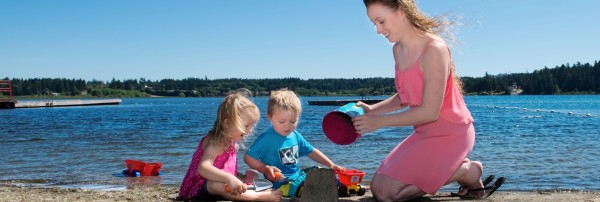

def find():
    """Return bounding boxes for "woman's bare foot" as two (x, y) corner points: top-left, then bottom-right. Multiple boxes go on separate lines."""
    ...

(456, 161), (484, 197)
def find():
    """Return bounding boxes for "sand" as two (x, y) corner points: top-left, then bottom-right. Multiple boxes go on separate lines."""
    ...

(1, 183), (599, 202)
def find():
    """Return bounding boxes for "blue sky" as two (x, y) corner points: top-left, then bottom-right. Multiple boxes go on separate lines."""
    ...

(2, 0), (599, 82)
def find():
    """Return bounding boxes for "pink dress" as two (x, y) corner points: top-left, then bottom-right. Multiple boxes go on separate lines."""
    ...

(178, 136), (238, 200)
(375, 43), (475, 195)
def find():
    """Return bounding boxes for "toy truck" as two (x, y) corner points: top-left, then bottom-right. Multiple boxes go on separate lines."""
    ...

(335, 169), (366, 197)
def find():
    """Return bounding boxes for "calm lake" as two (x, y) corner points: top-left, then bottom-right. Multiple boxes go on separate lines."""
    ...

(1, 95), (599, 192)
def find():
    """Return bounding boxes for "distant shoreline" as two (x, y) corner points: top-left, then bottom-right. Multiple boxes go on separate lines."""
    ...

(6, 93), (599, 100)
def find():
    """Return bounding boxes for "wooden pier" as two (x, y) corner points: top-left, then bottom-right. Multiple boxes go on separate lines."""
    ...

(13, 99), (122, 108)
(1, 80), (121, 109)
(0, 80), (16, 109)
(0, 98), (17, 109)
(307, 99), (383, 106)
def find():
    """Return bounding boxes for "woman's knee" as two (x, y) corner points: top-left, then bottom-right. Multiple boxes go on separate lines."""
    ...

(371, 174), (424, 201)
(370, 174), (390, 194)
(371, 174), (393, 200)
(372, 186), (423, 202)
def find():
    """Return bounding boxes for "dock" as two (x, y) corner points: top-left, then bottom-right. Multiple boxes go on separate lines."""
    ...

(307, 99), (383, 106)
(1, 80), (121, 109)
(0, 98), (17, 109)
(0, 80), (15, 109)
(13, 99), (122, 108)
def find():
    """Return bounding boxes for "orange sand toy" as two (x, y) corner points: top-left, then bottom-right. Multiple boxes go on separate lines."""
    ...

(335, 169), (366, 197)
(123, 159), (163, 177)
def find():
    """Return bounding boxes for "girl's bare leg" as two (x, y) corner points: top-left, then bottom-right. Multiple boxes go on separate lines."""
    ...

(207, 181), (283, 202)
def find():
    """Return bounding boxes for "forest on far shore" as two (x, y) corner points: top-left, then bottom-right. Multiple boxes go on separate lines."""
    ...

(2, 60), (599, 98)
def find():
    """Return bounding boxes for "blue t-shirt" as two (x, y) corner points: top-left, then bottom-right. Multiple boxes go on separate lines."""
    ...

(246, 127), (315, 180)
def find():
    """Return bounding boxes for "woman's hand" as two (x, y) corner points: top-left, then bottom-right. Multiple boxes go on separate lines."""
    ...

(352, 114), (379, 134)
(354, 102), (377, 134)
(355, 101), (373, 114)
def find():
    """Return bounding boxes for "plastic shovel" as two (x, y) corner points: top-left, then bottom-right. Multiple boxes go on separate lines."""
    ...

(225, 178), (273, 193)
(251, 178), (274, 192)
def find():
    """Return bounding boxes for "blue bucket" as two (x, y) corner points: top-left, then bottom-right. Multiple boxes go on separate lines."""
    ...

(322, 103), (365, 145)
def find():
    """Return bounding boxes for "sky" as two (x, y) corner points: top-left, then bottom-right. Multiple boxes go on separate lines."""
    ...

(1, 0), (599, 82)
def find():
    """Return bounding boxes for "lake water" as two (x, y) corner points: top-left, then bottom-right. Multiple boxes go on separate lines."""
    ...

(1, 95), (599, 192)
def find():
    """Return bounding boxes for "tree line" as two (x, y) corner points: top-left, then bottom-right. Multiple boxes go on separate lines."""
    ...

(2, 60), (599, 97)
(462, 61), (600, 95)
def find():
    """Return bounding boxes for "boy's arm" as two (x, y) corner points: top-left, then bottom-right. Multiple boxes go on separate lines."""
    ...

(307, 149), (345, 171)
(244, 154), (281, 181)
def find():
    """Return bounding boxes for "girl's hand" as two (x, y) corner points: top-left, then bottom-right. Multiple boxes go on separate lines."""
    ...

(352, 114), (378, 134)
(264, 165), (283, 182)
(331, 164), (345, 172)
(224, 178), (247, 196)
(355, 101), (373, 114)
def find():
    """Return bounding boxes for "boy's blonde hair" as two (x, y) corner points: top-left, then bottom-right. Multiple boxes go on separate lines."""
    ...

(267, 88), (301, 117)
(208, 92), (259, 149)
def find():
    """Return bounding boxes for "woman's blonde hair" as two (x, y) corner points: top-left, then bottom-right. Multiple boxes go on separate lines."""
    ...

(207, 92), (259, 150)
(267, 88), (301, 117)
(363, 0), (464, 93)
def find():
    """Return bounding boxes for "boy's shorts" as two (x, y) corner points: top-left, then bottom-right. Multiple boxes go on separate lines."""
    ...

(272, 166), (317, 197)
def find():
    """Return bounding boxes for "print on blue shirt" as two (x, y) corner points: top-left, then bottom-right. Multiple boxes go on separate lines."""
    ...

(279, 145), (299, 165)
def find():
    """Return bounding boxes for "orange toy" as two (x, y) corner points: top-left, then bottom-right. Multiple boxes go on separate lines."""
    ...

(123, 159), (163, 177)
(274, 171), (285, 182)
(335, 169), (366, 197)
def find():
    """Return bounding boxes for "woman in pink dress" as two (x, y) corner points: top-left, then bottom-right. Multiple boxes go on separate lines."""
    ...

(352, 0), (504, 201)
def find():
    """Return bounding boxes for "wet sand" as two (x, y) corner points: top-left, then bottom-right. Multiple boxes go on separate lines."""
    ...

(1, 183), (599, 202)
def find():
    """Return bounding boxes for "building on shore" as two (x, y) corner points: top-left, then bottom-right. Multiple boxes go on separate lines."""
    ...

(508, 82), (523, 95)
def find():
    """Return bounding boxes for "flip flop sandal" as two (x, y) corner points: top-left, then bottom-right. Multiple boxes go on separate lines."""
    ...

(450, 175), (495, 197)
(459, 177), (506, 200)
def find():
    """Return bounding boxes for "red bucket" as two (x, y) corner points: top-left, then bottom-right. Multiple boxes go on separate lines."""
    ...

(335, 169), (366, 186)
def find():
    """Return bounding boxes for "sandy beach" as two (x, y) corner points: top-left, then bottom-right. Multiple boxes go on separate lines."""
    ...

(1, 183), (599, 202)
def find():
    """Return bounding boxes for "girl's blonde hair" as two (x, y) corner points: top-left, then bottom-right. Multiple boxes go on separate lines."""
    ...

(267, 88), (301, 117)
(207, 93), (259, 150)
(363, 0), (464, 93)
